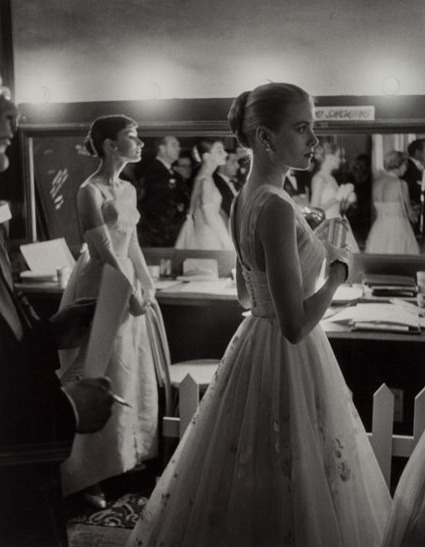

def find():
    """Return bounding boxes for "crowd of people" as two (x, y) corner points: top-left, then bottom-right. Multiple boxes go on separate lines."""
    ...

(131, 130), (425, 255)
(2, 75), (425, 547)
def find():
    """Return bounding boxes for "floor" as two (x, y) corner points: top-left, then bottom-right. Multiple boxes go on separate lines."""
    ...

(65, 459), (161, 547)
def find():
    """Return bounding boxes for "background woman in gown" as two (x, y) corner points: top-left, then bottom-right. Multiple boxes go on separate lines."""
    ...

(175, 138), (234, 250)
(310, 141), (360, 252)
(366, 150), (419, 254)
(59, 115), (167, 508)
(127, 83), (391, 547)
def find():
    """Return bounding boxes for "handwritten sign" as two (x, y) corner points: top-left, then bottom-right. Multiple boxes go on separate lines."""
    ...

(315, 106), (375, 122)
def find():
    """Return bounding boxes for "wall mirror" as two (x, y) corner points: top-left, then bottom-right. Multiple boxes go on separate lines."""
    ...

(18, 122), (425, 258)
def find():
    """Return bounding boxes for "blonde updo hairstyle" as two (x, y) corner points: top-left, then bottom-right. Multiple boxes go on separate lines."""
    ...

(384, 150), (408, 171)
(227, 82), (312, 149)
(84, 114), (137, 158)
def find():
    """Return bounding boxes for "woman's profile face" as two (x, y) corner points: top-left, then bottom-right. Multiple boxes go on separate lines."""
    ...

(113, 125), (144, 162)
(273, 99), (318, 172)
(207, 141), (227, 167)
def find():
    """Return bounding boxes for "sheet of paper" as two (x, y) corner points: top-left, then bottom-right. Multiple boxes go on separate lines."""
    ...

(176, 279), (236, 295)
(327, 303), (420, 328)
(154, 279), (182, 290)
(182, 258), (219, 277)
(84, 264), (132, 378)
(331, 285), (364, 304)
(20, 238), (76, 273)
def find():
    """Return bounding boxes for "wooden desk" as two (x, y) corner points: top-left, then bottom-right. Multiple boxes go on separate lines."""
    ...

(17, 280), (425, 435)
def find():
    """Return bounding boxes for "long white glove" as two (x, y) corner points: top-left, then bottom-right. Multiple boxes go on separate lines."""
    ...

(85, 224), (146, 316)
(85, 224), (120, 267)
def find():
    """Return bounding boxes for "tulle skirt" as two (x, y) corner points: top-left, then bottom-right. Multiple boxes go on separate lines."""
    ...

(366, 214), (419, 255)
(127, 314), (391, 547)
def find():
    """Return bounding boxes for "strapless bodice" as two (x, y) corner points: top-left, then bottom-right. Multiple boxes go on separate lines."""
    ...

(86, 196), (141, 260)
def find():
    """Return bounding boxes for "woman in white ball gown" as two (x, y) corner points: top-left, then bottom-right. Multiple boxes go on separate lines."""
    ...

(127, 83), (391, 547)
(366, 150), (419, 254)
(175, 138), (234, 251)
(58, 115), (168, 508)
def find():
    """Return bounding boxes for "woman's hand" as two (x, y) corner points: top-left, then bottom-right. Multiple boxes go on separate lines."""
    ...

(129, 288), (155, 316)
(323, 240), (352, 283)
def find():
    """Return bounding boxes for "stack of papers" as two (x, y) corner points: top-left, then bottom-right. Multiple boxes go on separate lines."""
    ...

(326, 302), (422, 333)
(362, 274), (417, 297)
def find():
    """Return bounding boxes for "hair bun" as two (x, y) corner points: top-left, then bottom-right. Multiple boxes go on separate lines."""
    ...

(84, 133), (97, 157)
(228, 91), (250, 148)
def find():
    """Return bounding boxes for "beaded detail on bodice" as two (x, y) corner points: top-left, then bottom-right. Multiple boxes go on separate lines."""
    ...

(85, 182), (140, 260)
(231, 185), (326, 318)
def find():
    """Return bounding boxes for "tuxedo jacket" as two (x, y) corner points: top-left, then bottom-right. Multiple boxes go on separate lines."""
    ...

(140, 159), (191, 246)
(213, 173), (237, 219)
(0, 227), (76, 544)
(0, 225), (75, 465)
(403, 158), (423, 205)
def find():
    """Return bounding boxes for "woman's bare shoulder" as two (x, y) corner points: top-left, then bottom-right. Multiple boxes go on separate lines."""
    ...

(257, 192), (294, 232)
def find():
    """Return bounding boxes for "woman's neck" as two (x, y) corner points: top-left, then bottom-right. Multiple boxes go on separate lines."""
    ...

(94, 158), (126, 186)
(199, 162), (216, 177)
(246, 157), (289, 190)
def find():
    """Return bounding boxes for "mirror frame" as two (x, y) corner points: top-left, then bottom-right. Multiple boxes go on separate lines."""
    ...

(16, 110), (425, 273)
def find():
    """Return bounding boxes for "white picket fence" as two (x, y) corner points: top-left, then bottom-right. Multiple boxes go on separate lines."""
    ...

(367, 384), (425, 486)
(163, 377), (425, 487)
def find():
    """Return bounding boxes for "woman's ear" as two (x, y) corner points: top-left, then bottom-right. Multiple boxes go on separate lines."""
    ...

(104, 138), (117, 153)
(256, 126), (275, 152)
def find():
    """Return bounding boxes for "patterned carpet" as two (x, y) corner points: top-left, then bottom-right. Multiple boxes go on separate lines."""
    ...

(68, 492), (147, 529)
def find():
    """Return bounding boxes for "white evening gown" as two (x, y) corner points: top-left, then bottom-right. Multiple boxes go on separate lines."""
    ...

(58, 183), (163, 496)
(175, 175), (234, 250)
(128, 184), (391, 547)
(365, 190), (419, 254)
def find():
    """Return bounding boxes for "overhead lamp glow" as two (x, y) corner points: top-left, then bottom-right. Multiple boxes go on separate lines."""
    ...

(139, 81), (161, 100)
(381, 77), (401, 96)
(25, 85), (52, 104)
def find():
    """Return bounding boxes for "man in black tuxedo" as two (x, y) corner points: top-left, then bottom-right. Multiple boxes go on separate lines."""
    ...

(213, 151), (239, 221)
(404, 139), (425, 218)
(0, 82), (114, 546)
(139, 136), (191, 246)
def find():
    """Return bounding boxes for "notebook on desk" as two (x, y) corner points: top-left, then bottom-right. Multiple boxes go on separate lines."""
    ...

(362, 274), (418, 297)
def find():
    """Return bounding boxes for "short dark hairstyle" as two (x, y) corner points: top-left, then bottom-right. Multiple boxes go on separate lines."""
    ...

(407, 139), (425, 158)
(85, 115), (137, 158)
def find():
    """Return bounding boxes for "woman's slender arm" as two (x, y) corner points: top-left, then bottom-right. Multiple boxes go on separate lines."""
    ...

(258, 195), (347, 344)
(77, 183), (124, 272)
(78, 182), (143, 314)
